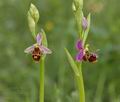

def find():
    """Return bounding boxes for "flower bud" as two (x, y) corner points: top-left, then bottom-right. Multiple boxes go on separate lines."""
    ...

(74, 0), (83, 10)
(82, 17), (88, 31)
(28, 11), (36, 38)
(29, 3), (39, 24)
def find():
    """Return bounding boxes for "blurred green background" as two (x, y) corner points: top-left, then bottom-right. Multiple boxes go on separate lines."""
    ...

(0, 0), (120, 102)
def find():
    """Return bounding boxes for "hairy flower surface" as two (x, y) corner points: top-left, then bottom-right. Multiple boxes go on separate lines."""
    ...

(24, 33), (52, 61)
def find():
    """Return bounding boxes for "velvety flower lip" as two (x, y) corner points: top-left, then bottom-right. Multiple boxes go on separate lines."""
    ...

(88, 53), (98, 62)
(24, 33), (52, 54)
(75, 39), (84, 62)
(82, 17), (88, 31)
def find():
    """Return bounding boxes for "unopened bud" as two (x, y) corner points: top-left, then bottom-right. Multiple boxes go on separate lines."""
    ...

(29, 3), (39, 24)
(82, 17), (88, 31)
(28, 12), (36, 38)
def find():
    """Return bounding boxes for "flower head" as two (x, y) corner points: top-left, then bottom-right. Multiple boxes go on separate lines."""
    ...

(24, 33), (52, 61)
(75, 39), (98, 63)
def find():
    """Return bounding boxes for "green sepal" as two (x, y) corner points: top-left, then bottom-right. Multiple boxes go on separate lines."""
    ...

(41, 29), (48, 58)
(41, 29), (48, 47)
(83, 13), (91, 45)
(65, 48), (80, 76)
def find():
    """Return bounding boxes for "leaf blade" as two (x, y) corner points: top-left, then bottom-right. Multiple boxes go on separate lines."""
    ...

(65, 48), (80, 76)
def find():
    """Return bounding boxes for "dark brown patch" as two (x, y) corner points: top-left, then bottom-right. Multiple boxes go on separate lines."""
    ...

(82, 51), (98, 63)
(82, 55), (88, 61)
(32, 47), (42, 61)
(88, 53), (98, 63)
(82, 51), (90, 61)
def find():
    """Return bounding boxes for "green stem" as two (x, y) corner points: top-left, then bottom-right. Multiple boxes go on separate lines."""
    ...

(75, 63), (85, 102)
(39, 58), (45, 102)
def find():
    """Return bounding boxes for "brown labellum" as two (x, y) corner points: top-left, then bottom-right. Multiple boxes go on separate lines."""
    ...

(32, 47), (42, 62)
(82, 51), (98, 63)
(88, 53), (98, 63)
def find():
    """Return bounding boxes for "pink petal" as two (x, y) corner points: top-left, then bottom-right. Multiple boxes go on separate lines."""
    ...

(36, 33), (42, 45)
(24, 45), (34, 54)
(76, 50), (84, 62)
(76, 40), (83, 51)
(39, 45), (52, 54)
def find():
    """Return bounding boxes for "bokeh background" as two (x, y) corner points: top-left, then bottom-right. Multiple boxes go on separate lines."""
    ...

(0, 0), (120, 102)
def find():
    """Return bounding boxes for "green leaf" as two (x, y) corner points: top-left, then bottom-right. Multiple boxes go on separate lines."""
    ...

(65, 48), (80, 76)
(83, 13), (91, 45)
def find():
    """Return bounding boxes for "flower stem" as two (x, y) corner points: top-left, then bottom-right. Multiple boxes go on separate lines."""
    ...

(75, 63), (85, 102)
(39, 58), (45, 102)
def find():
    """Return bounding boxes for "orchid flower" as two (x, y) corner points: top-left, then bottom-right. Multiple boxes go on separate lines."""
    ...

(24, 33), (52, 61)
(75, 39), (98, 63)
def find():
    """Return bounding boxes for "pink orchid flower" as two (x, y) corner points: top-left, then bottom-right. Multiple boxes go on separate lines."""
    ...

(24, 33), (52, 61)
